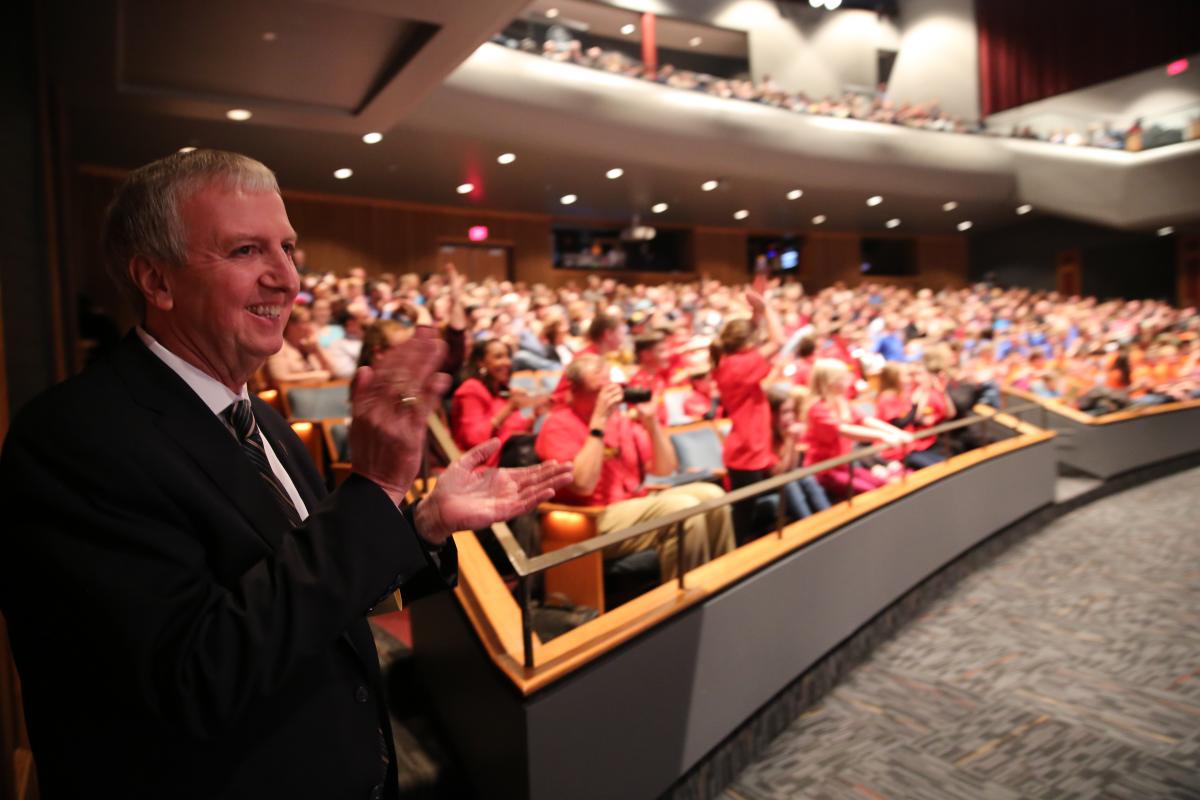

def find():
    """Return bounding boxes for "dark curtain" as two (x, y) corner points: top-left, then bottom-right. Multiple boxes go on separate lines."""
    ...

(976, 0), (1200, 116)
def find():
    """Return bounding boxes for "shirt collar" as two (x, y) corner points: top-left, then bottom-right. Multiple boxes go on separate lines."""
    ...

(136, 326), (249, 415)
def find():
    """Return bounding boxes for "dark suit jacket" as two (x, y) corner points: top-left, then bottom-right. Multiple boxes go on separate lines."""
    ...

(0, 333), (456, 799)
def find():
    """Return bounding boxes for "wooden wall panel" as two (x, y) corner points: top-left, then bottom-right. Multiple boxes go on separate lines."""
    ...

(915, 234), (969, 288)
(694, 227), (748, 287)
(72, 167), (975, 328)
(804, 232), (862, 287)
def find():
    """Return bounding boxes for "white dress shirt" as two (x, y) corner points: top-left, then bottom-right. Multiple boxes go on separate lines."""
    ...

(136, 327), (310, 521)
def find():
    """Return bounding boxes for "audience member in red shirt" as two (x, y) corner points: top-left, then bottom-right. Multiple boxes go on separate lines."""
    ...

(627, 333), (679, 395)
(450, 339), (541, 466)
(788, 336), (818, 386)
(767, 387), (832, 522)
(712, 290), (785, 543)
(550, 313), (627, 403)
(805, 359), (912, 498)
(682, 366), (720, 421)
(535, 355), (734, 581)
(628, 333), (682, 424)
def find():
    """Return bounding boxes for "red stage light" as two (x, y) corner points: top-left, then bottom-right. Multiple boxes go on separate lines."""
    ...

(468, 225), (489, 242)
(1167, 59), (1188, 76)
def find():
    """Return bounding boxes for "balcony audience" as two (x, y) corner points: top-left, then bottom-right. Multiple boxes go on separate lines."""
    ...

(492, 29), (1191, 153)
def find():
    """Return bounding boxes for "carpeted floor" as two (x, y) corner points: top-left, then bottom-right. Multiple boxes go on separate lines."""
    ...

(723, 466), (1200, 800)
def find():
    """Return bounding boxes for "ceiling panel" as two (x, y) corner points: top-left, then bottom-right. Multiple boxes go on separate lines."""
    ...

(119, 0), (436, 112)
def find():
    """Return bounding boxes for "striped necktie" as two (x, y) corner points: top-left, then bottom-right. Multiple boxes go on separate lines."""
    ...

(223, 399), (302, 529)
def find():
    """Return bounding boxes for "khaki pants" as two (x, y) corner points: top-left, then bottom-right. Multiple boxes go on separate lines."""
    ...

(597, 481), (735, 581)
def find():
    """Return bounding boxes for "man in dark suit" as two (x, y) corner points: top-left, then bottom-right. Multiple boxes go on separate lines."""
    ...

(0, 150), (570, 799)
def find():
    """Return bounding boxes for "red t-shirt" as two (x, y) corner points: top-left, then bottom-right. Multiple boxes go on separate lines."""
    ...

(909, 383), (950, 451)
(535, 406), (652, 507)
(874, 390), (908, 423)
(874, 390), (911, 460)
(803, 399), (862, 466)
(791, 356), (815, 387)
(714, 349), (776, 472)
(450, 377), (533, 466)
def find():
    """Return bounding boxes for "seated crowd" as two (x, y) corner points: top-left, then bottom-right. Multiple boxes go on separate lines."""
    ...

(493, 30), (1200, 151)
(268, 258), (1200, 584)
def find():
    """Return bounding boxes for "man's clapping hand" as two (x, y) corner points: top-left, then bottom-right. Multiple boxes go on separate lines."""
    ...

(413, 439), (573, 546)
(350, 328), (449, 505)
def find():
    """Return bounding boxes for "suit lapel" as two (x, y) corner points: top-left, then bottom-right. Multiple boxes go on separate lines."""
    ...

(112, 334), (378, 676)
(253, 383), (378, 674)
(111, 334), (291, 552)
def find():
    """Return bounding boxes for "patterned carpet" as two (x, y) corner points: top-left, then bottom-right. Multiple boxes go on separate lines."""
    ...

(722, 466), (1200, 800)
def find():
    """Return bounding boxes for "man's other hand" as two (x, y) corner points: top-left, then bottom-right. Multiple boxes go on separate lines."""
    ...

(589, 383), (623, 430)
(350, 328), (449, 505)
(413, 439), (573, 546)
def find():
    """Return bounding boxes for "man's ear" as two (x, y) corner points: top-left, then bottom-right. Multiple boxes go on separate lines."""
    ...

(129, 256), (174, 311)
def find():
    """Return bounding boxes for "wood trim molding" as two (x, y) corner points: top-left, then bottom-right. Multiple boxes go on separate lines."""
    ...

(1004, 386), (1200, 426)
(450, 417), (1055, 695)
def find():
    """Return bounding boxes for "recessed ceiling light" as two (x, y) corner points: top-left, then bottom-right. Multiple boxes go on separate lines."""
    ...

(226, 108), (252, 121)
(701, 179), (719, 191)
(333, 168), (353, 180)
(651, 202), (669, 213)
(456, 182), (474, 194)
(545, 7), (559, 18)
(261, 31), (277, 42)
(942, 201), (958, 211)
(886, 218), (901, 229)
(809, 0), (823, 7)
(620, 23), (636, 35)
(826, 0), (842, 8)
(606, 167), (624, 179)
(812, 214), (827, 225)
(733, 209), (750, 220)
(957, 220), (973, 232)
(1157, 226), (1175, 236)
(362, 132), (383, 144)
(178, 146), (196, 153)
(560, 194), (578, 205)
(689, 36), (702, 47)
(1016, 204), (1033, 215)
(786, 189), (804, 200)
(866, 195), (883, 207)
(497, 152), (516, 165)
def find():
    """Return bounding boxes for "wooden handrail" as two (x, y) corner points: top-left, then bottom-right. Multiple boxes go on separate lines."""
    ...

(1004, 386), (1200, 426)
(446, 411), (1055, 694)
(514, 402), (1042, 578)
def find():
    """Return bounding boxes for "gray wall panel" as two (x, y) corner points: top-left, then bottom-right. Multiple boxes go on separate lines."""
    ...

(524, 440), (1056, 800)
(679, 441), (1055, 767)
(1005, 399), (1200, 478)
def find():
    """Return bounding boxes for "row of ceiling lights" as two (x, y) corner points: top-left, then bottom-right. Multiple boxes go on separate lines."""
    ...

(197, 114), (1065, 233)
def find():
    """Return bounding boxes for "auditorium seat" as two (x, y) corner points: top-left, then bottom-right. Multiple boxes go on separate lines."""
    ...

(283, 382), (350, 420)
(537, 503), (661, 613)
(256, 388), (284, 416)
(289, 420), (325, 479)
(668, 421), (727, 480)
(322, 417), (353, 487)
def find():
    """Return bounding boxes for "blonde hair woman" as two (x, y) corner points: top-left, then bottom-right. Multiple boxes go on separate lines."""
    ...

(804, 359), (913, 498)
